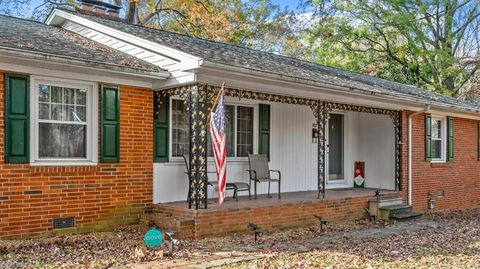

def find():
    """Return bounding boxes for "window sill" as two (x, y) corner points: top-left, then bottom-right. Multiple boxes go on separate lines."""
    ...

(30, 161), (98, 167)
(430, 160), (450, 167)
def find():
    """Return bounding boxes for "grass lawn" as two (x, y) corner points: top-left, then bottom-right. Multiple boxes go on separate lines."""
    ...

(0, 209), (479, 268)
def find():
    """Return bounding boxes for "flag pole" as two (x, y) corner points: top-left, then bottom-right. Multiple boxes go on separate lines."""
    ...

(207, 82), (226, 126)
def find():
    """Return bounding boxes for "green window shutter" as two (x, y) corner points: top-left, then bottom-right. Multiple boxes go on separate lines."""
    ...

(425, 114), (432, 162)
(4, 74), (29, 163)
(154, 96), (169, 163)
(447, 117), (454, 161)
(101, 86), (120, 163)
(258, 104), (271, 159)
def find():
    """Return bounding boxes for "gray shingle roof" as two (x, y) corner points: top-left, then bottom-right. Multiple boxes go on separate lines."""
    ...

(58, 10), (480, 112)
(0, 14), (164, 74)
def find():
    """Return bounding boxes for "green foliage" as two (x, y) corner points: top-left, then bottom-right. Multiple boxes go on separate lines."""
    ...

(306, 0), (480, 96)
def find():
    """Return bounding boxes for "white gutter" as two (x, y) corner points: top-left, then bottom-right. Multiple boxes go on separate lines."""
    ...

(408, 104), (430, 206)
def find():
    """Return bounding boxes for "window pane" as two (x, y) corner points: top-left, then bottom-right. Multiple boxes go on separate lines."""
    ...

(208, 105), (234, 157)
(51, 86), (62, 103)
(65, 105), (76, 121)
(76, 89), (87, 105)
(236, 106), (253, 157)
(39, 85), (50, 102)
(226, 106), (235, 157)
(51, 104), (65, 121)
(39, 123), (86, 158)
(171, 100), (189, 157)
(65, 88), (75, 104)
(39, 103), (50, 120)
(432, 139), (442, 159)
(432, 119), (442, 139)
(76, 106), (86, 122)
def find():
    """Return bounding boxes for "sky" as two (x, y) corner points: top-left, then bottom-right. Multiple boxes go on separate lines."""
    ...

(2, 0), (306, 19)
(273, 0), (303, 10)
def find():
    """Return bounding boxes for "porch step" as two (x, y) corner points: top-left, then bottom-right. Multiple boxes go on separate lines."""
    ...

(390, 211), (423, 221)
(140, 212), (195, 239)
(380, 204), (412, 214)
(368, 198), (403, 217)
(377, 204), (423, 221)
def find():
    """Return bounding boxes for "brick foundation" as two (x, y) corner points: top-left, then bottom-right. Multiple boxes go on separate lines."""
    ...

(151, 191), (400, 239)
(0, 72), (154, 238)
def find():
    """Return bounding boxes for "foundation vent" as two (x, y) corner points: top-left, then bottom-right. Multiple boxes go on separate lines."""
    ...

(52, 217), (75, 229)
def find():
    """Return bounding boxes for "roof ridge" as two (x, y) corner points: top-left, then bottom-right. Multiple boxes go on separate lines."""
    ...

(0, 13), (48, 25)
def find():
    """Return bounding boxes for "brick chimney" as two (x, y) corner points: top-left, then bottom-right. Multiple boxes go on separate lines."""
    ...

(77, 0), (121, 19)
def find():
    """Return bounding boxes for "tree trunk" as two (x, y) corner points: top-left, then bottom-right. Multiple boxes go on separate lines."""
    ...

(125, 1), (137, 24)
(443, 0), (457, 94)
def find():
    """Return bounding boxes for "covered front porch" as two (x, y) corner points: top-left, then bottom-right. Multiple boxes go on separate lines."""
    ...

(148, 188), (400, 239)
(152, 84), (402, 210)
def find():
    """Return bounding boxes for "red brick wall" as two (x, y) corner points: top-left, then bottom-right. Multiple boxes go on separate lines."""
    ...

(0, 72), (153, 238)
(400, 111), (480, 212)
(153, 192), (400, 239)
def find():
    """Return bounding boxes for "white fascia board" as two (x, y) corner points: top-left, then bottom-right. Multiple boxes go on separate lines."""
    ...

(153, 71), (197, 89)
(0, 55), (156, 89)
(47, 9), (203, 71)
(200, 62), (480, 117)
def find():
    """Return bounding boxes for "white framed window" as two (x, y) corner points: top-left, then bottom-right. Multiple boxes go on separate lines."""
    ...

(169, 98), (256, 160)
(30, 77), (98, 166)
(207, 104), (255, 158)
(431, 116), (447, 162)
(170, 98), (189, 158)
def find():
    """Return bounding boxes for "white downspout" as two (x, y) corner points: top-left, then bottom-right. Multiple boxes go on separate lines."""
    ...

(408, 105), (430, 206)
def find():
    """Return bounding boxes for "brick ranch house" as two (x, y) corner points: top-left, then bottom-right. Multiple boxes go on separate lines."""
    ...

(0, 1), (479, 239)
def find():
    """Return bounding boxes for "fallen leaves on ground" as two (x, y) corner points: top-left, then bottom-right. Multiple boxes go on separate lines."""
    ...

(221, 208), (480, 269)
(0, 209), (479, 269)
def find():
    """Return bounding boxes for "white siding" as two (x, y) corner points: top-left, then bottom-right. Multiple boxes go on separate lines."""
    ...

(153, 102), (395, 203)
(355, 113), (396, 190)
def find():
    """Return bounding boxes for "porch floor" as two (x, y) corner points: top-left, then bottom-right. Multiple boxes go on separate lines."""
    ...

(157, 188), (398, 210)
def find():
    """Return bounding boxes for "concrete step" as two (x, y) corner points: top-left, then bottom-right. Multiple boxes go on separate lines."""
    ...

(380, 204), (413, 214)
(368, 198), (403, 217)
(377, 204), (413, 220)
(390, 211), (423, 221)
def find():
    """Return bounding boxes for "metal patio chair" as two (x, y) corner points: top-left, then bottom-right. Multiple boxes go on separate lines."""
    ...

(247, 154), (281, 199)
(182, 155), (250, 202)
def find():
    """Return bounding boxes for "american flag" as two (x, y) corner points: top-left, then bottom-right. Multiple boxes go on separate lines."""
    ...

(209, 90), (227, 204)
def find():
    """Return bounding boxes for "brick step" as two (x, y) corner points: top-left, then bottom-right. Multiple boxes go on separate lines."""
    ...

(140, 212), (195, 239)
(390, 211), (423, 221)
